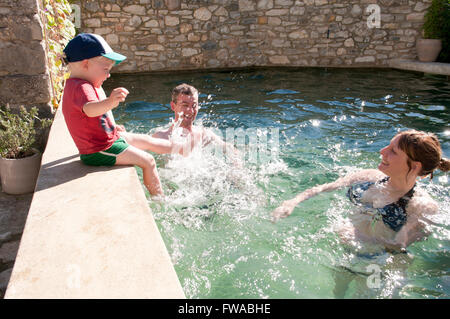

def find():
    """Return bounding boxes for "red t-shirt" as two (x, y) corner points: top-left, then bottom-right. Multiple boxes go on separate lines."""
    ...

(62, 78), (119, 154)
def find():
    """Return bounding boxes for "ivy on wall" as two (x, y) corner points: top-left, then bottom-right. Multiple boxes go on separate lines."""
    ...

(40, 0), (75, 110)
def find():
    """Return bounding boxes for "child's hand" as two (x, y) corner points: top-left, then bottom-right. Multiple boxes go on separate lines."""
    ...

(116, 124), (126, 132)
(108, 87), (129, 108)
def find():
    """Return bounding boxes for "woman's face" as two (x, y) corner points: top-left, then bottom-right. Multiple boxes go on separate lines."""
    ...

(379, 135), (412, 179)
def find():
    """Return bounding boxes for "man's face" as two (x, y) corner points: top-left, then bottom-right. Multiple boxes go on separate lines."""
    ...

(171, 93), (199, 127)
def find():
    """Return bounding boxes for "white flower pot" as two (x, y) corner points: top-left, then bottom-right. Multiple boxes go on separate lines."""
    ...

(0, 149), (42, 195)
(416, 38), (442, 62)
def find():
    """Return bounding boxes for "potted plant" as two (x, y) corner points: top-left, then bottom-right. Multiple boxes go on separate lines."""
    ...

(0, 105), (52, 194)
(416, 0), (448, 62)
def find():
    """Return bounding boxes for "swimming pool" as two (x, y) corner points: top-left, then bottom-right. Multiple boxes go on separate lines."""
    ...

(105, 68), (449, 299)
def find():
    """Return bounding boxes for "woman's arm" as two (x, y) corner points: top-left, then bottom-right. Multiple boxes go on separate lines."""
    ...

(271, 169), (382, 221)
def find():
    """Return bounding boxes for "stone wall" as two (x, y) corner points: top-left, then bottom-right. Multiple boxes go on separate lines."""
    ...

(74, 0), (430, 73)
(0, 0), (52, 115)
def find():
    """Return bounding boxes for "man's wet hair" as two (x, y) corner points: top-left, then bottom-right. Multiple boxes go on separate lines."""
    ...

(172, 83), (198, 103)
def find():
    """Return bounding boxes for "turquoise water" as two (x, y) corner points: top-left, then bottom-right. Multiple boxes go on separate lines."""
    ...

(105, 68), (449, 299)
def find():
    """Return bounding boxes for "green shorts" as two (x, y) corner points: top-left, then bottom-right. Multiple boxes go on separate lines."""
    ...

(80, 138), (129, 166)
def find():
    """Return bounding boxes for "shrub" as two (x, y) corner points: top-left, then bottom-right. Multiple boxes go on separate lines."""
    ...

(423, 0), (450, 62)
(0, 105), (52, 159)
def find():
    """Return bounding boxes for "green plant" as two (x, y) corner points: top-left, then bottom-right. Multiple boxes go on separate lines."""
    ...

(0, 105), (52, 159)
(423, 0), (450, 62)
(40, 0), (76, 109)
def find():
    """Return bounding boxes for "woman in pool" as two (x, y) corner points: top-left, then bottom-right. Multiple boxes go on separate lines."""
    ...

(272, 130), (450, 252)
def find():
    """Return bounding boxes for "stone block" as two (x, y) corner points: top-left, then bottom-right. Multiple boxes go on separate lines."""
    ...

(0, 240), (20, 263)
(0, 268), (13, 298)
(94, 27), (112, 35)
(207, 59), (220, 68)
(239, 0), (255, 11)
(165, 0), (181, 10)
(194, 8), (212, 21)
(258, 16), (268, 24)
(242, 17), (257, 25)
(355, 56), (375, 63)
(123, 5), (146, 16)
(269, 55), (290, 64)
(202, 41), (217, 51)
(0, 42), (46, 76)
(84, 1), (100, 12)
(344, 38), (354, 47)
(0, 74), (51, 106)
(145, 20), (160, 28)
(214, 7), (228, 17)
(84, 18), (101, 28)
(266, 9), (289, 16)
(257, 0), (274, 10)
(165, 16), (180, 26)
(350, 4), (362, 17)
(216, 48), (229, 60)
(182, 48), (198, 57)
(337, 47), (346, 55)
(414, 2), (429, 12)
(375, 45), (392, 51)
(406, 12), (425, 22)
(289, 30), (308, 39)
(106, 34), (119, 45)
(129, 15), (142, 27)
(315, 0), (328, 6)
(268, 17), (282, 26)
(275, 0), (294, 6)
(188, 33), (200, 42)
(148, 44), (165, 51)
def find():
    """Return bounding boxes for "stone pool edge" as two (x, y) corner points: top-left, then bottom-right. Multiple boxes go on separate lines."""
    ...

(4, 107), (185, 298)
(389, 59), (450, 76)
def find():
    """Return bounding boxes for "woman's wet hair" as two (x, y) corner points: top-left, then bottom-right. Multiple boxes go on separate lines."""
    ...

(171, 83), (198, 103)
(396, 130), (450, 179)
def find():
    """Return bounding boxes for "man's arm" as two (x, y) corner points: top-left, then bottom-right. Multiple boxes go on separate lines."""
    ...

(151, 130), (170, 140)
(203, 128), (241, 159)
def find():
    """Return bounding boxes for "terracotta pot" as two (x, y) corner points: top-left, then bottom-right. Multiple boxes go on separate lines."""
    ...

(416, 39), (442, 62)
(0, 149), (42, 195)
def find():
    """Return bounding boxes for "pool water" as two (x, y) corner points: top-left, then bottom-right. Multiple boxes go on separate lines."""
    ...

(105, 68), (449, 299)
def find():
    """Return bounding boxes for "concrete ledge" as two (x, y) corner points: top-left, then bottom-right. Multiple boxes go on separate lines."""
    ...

(389, 59), (450, 76)
(4, 107), (185, 298)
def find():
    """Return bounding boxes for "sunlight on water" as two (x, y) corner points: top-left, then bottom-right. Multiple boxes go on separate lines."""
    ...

(106, 68), (450, 299)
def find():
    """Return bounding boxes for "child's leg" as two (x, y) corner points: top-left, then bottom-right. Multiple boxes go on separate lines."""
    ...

(119, 132), (175, 154)
(120, 132), (193, 156)
(115, 145), (163, 196)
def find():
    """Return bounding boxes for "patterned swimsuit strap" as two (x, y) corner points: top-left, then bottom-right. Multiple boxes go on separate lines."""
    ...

(378, 176), (416, 205)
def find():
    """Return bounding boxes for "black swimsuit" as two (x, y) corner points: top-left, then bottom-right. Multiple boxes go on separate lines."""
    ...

(347, 177), (415, 232)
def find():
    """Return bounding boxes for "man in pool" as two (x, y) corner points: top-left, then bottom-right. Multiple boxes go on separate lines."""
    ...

(152, 83), (239, 160)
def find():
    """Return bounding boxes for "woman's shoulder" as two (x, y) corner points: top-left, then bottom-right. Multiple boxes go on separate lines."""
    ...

(345, 169), (385, 184)
(408, 187), (439, 216)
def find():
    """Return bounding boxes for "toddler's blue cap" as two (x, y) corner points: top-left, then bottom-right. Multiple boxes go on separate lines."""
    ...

(63, 33), (126, 65)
